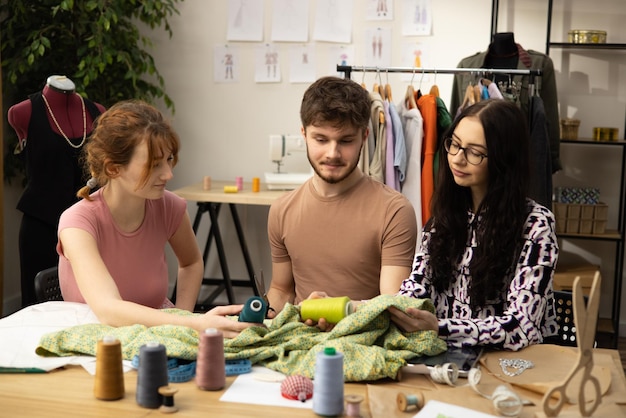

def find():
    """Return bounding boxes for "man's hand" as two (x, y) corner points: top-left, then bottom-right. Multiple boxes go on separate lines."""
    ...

(301, 291), (335, 331)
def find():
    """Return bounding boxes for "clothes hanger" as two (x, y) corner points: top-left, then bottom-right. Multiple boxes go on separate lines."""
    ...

(372, 68), (384, 98)
(429, 68), (439, 97)
(384, 69), (393, 102)
(361, 67), (367, 90)
(473, 73), (482, 103)
(405, 68), (417, 109)
(460, 82), (476, 110)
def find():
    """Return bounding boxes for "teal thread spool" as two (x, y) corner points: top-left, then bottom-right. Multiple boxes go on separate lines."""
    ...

(397, 392), (424, 412)
(300, 296), (353, 324)
(238, 296), (268, 323)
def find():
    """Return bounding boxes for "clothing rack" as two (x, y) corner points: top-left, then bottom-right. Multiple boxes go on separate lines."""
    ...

(336, 65), (542, 97)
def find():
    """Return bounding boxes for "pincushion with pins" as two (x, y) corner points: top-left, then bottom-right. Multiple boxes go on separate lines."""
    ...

(280, 375), (313, 402)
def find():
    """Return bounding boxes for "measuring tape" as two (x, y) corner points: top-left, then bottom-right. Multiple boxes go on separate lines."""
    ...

(131, 357), (252, 382)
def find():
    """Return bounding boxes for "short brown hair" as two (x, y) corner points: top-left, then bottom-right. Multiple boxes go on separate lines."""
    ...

(300, 76), (371, 132)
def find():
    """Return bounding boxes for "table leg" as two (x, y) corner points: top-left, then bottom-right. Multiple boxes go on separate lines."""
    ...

(206, 203), (236, 303)
(228, 204), (260, 297)
(179, 202), (260, 310)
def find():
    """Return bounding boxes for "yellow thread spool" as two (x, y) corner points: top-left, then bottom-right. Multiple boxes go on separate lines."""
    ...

(223, 185), (238, 193)
(252, 177), (260, 192)
(94, 336), (125, 400)
(300, 296), (353, 324)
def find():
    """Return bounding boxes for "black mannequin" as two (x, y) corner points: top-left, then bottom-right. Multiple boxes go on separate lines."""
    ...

(485, 32), (519, 69)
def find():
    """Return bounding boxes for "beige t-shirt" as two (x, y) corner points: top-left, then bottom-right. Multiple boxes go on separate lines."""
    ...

(268, 176), (417, 303)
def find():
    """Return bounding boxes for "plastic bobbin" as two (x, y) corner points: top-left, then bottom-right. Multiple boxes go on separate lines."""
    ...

(345, 394), (364, 417)
(158, 386), (179, 414)
(397, 392), (424, 412)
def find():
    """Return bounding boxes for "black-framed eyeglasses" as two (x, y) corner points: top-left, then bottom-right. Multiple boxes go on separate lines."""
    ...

(443, 137), (488, 165)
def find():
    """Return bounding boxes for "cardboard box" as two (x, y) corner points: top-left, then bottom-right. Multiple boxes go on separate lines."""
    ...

(553, 264), (600, 297)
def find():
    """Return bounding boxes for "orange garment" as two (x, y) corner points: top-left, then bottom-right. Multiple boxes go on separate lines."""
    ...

(417, 94), (437, 225)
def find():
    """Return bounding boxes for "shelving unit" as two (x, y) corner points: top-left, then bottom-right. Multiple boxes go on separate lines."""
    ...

(555, 139), (626, 346)
(545, 0), (626, 348)
(490, 0), (626, 347)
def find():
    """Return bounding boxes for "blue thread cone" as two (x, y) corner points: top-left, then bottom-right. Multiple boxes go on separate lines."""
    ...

(312, 347), (344, 416)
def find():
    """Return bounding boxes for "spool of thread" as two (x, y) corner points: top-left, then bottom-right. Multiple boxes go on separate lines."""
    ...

(136, 342), (169, 408)
(235, 176), (243, 191)
(196, 328), (226, 391)
(158, 386), (179, 414)
(345, 394), (364, 417)
(397, 392), (424, 412)
(94, 336), (125, 400)
(252, 177), (260, 192)
(238, 296), (268, 323)
(224, 185), (238, 193)
(312, 347), (344, 416)
(300, 296), (353, 324)
(203, 176), (212, 190)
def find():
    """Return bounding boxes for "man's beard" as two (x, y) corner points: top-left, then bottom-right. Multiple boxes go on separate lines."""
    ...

(308, 154), (359, 185)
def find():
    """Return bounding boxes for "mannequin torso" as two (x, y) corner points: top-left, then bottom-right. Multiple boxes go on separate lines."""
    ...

(485, 32), (519, 69)
(7, 75), (107, 307)
(8, 75), (105, 148)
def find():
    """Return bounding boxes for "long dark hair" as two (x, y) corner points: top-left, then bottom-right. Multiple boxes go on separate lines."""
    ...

(429, 99), (530, 311)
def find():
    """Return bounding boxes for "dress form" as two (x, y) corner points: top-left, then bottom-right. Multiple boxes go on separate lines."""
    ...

(8, 75), (102, 148)
(7, 75), (105, 307)
(485, 32), (519, 69)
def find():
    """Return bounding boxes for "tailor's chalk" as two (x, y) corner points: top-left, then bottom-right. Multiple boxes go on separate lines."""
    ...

(223, 185), (238, 193)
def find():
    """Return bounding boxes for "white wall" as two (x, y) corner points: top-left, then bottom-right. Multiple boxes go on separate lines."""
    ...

(3, 0), (625, 334)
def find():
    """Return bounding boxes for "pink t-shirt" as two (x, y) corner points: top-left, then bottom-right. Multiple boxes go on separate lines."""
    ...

(57, 189), (187, 308)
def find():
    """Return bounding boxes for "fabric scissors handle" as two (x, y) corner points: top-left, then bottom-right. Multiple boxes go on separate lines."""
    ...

(542, 272), (601, 417)
(542, 348), (601, 416)
(254, 270), (274, 317)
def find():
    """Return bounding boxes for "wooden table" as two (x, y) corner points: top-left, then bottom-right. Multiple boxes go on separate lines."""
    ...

(173, 181), (288, 309)
(0, 366), (367, 418)
(2, 349), (625, 418)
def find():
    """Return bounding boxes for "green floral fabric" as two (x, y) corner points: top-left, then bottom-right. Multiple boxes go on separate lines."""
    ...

(36, 295), (447, 381)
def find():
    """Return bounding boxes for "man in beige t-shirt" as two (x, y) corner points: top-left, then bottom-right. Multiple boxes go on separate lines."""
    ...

(267, 76), (417, 323)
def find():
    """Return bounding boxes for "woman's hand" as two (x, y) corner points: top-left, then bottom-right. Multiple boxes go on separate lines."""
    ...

(388, 306), (439, 333)
(199, 304), (265, 338)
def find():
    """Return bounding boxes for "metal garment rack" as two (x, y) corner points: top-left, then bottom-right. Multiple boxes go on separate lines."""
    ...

(336, 65), (542, 95)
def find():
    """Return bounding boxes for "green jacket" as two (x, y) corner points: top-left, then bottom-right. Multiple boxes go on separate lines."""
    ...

(450, 47), (561, 173)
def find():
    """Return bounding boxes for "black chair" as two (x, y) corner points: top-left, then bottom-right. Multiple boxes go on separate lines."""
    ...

(545, 290), (595, 347)
(545, 291), (577, 346)
(34, 266), (63, 302)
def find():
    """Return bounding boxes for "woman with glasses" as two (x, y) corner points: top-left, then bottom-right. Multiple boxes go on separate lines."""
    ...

(391, 99), (558, 351)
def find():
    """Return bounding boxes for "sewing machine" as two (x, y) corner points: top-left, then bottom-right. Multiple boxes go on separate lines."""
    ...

(264, 134), (313, 190)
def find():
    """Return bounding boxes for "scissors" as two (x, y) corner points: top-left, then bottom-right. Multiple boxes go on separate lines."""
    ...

(542, 271), (601, 417)
(254, 270), (274, 318)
